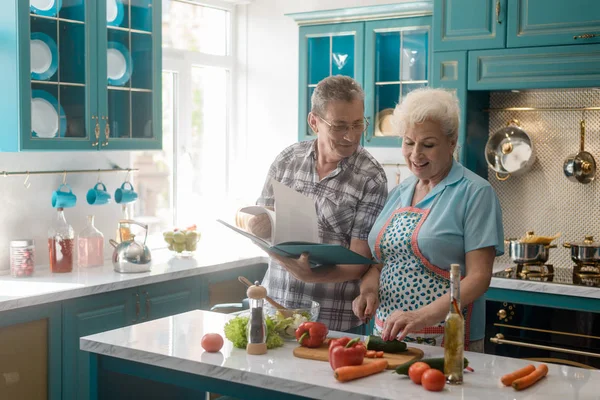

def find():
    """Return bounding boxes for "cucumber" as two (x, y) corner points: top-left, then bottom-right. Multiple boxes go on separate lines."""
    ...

(365, 335), (407, 353)
(394, 357), (470, 375)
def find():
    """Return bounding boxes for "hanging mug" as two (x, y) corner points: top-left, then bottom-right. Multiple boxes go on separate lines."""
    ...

(51, 183), (77, 208)
(115, 181), (138, 204)
(87, 182), (111, 205)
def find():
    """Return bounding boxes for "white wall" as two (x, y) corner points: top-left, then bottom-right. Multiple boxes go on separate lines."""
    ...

(233, 0), (413, 202)
(0, 152), (131, 272)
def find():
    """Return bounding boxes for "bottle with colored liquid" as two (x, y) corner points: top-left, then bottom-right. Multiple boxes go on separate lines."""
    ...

(444, 263), (464, 384)
(78, 215), (105, 267)
(48, 208), (75, 273)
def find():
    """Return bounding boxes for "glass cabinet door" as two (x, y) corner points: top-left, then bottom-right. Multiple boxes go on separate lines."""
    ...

(98, 0), (162, 150)
(26, 0), (95, 150)
(364, 17), (431, 148)
(298, 22), (364, 142)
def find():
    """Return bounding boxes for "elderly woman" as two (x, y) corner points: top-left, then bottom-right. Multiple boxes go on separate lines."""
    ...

(352, 88), (504, 352)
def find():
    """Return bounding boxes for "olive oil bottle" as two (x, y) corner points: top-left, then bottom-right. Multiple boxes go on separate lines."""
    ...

(444, 263), (464, 384)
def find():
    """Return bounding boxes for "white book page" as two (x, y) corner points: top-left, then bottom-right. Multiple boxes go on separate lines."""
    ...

(271, 179), (319, 244)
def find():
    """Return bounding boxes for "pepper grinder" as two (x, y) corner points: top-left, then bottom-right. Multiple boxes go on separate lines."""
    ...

(246, 281), (268, 355)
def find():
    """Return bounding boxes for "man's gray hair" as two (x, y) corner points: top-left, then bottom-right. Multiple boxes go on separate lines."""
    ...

(311, 75), (365, 116)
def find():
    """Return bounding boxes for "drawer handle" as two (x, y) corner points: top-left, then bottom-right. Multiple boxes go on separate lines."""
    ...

(132, 293), (140, 322)
(496, 1), (501, 24)
(490, 333), (600, 358)
(143, 291), (151, 319)
(92, 116), (100, 147)
(574, 33), (600, 40)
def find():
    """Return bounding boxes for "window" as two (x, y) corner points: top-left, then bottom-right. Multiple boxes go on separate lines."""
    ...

(132, 0), (235, 241)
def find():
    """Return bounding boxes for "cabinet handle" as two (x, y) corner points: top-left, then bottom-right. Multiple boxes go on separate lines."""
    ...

(490, 334), (600, 358)
(143, 291), (150, 319)
(574, 33), (600, 40)
(102, 116), (109, 147)
(132, 293), (140, 322)
(496, 1), (501, 24)
(92, 116), (100, 146)
(364, 116), (372, 143)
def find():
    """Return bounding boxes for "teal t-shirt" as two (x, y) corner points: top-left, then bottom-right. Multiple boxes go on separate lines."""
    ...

(367, 160), (504, 341)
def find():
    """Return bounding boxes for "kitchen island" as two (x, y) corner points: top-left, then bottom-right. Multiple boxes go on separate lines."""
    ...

(81, 310), (599, 400)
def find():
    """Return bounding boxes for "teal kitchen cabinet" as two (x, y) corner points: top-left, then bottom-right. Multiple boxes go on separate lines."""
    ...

(431, 51), (467, 163)
(0, 0), (161, 152)
(62, 289), (134, 400)
(363, 17), (431, 149)
(298, 22), (365, 142)
(62, 277), (200, 400)
(507, 0), (600, 48)
(468, 44), (600, 90)
(138, 277), (202, 322)
(433, 0), (506, 52)
(0, 303), (62, 400)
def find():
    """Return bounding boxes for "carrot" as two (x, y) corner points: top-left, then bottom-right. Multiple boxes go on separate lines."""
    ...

(334, 359), (388, 382)
(365, 350), (377, 358)
(375, 351), (384, 358)
(501, 364), (536, 386)
(512, 364), (549, 391)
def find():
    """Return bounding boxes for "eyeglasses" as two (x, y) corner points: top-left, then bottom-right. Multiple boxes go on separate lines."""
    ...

(316, 115), (369, 136)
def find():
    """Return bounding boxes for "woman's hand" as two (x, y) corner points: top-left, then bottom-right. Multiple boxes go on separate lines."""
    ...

(381, 310), (431, 342)
(269, 252), (316, 283)
(352, 291), (379, 323)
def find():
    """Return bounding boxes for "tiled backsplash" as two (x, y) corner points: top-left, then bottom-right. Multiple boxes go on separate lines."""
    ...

(488, 89), (600, 268)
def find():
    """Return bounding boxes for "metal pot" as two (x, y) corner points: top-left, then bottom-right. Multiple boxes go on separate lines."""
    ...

(563, 120), (596, 184)
(109, 220), (152, 273)
(485, 120), (536, 181)
(563, 235), (600, 263)
(505, 238), (556, 264)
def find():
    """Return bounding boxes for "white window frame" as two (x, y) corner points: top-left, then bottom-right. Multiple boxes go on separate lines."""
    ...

(162, 0), (237, 227)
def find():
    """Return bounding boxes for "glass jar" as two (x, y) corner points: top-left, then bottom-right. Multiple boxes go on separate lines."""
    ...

(48, 208), (75, 273)
(9, 239), (35, 278)
(78, 215), (105, 268)
(115, 204), (132, 243)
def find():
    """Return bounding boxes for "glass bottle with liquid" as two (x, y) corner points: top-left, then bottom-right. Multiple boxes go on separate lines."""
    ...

(78, 215), (104, 267)
(115, 204), (132, 243)
(444, 263), (464, 384)
(48, 208), (75, 273)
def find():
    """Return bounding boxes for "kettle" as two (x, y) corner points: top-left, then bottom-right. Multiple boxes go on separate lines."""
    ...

(109, 220), (152, 273)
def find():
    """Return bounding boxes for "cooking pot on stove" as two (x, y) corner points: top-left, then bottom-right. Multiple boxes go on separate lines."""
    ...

(485, 120), (536, 181)
(563, 235), (600, 264)
(505, 232), (556, 264)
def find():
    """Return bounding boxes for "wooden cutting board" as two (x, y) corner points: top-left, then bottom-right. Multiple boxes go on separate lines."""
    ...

(293, 343), (424, 370)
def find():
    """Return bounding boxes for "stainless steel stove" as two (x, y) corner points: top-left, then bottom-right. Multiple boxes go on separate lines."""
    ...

(492, 263), (600, 287)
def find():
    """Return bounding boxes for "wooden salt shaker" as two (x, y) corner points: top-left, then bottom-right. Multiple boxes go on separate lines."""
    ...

(246, 281), (268, 355)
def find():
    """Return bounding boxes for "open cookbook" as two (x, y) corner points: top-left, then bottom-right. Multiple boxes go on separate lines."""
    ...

(217, 179), (375, 267)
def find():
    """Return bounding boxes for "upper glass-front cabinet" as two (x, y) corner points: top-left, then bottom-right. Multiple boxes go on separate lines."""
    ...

(0, 0), (161, 152)
(298, 22), (364, 142)
(364, 17), (431, 148)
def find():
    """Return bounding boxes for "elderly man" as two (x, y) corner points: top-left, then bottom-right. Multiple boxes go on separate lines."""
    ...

(250, 75), (388, 333)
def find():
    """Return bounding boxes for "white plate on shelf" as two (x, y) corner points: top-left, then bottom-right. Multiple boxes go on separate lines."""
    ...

(31, 90), (67, 138)
(107, 42), (132, 86)
(107, 0), (124, 26)
(30, 32), (58, 80)
(30, 0), (62, 17)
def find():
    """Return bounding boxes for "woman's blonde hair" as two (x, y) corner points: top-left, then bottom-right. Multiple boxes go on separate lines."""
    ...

(392, 87), (460, 141)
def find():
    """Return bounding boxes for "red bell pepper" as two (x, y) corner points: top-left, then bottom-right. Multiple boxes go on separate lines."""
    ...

(295, 321), (328, 348)
(328, 337), (366, 370)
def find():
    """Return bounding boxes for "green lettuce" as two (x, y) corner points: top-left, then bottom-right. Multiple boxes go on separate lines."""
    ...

(223, 315), (284, 349)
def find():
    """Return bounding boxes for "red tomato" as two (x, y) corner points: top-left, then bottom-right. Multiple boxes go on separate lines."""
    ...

(201, 333), (224, 353)
(408, 362), (431, 384)
(421, 369), (446, 392)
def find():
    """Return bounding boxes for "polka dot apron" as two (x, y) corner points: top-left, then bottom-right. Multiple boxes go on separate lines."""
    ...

(373, 203), (472, 349)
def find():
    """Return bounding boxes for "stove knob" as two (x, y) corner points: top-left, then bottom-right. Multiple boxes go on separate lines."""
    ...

(497, 309), (507, 320)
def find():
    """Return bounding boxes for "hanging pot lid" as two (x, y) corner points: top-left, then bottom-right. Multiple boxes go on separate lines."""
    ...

(565, 235), (600, 248)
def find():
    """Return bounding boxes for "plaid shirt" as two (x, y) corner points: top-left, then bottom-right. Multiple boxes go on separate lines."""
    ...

(258, 140), (387, 332)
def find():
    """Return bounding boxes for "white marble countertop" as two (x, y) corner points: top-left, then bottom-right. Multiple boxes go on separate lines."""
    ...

(81, 309), (600, 400)
(0, 227), (266, 312)
(0, 228), (597, 314)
